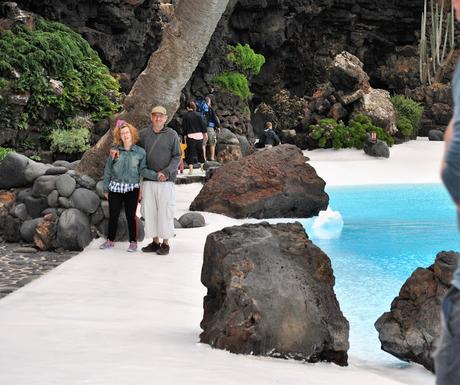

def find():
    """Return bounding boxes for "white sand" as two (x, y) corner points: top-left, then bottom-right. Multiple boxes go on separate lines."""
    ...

(306, 137), (444, 186)
(0, 139), (442, 385)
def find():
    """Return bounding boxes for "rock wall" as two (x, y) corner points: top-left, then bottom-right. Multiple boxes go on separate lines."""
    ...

(184, 0), (428, 138)
(226, 0), (423, 99)
(0, 152), (145, 250)
(12, 0), (446, 137)
(13, 0), (424, 98)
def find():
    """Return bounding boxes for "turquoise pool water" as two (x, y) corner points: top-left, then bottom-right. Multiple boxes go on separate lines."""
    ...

(304, 184), (460, 364)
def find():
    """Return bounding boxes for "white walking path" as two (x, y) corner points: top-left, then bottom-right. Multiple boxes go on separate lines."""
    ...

(0, 139), (443, 385)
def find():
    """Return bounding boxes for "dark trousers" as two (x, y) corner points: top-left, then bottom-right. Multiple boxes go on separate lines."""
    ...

(108, 188), (139, 242)
(435, 287), (460, 385)
(186, 137), (205, 165)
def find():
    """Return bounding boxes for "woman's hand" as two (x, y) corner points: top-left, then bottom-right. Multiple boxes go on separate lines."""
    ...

(110, 148), (119, 159)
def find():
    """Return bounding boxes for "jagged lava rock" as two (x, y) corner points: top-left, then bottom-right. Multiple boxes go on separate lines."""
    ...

(200, 222), (349, 365)
(375, 251), (460, 372)
(190, 144), (328, 219)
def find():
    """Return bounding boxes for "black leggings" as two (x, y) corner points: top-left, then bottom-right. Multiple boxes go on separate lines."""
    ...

(186, 137), (205, 165)
(108, 188), (139, 242)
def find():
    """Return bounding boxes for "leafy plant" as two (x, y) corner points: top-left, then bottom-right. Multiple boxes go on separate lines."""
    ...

(309, 114), (394, 149)
(30, 153), (42, 162)
(0, 18), (121, 133)
(227, 43), (265, 76)
(391, 95), (423, 138)
(213, 43), (265, 100)
(309, 119), (344, 148)
(213, 72), (251, 100)
(347, 114), (394, 148)
(0, 147), (12, 162)
(49, 127), (90, 154)
(397, 116), (414, 137)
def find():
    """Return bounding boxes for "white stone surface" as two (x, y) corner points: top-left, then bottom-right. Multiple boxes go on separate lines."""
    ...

(0, 139), (441, 385)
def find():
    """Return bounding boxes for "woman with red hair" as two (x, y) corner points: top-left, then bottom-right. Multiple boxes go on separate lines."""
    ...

(100, 121), (156, 252)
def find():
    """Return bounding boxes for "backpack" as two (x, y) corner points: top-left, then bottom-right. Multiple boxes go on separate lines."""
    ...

(195, 98), (209, 122)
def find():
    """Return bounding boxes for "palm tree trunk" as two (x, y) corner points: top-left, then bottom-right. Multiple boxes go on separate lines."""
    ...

(76, 0), (229, 178)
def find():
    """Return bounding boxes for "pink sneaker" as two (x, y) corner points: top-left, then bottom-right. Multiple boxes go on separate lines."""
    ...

(99, 240), (114, 249)
(127, 242), (137, 252)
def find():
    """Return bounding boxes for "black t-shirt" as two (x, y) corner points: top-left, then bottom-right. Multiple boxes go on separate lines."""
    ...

(182, 111), (207, 136)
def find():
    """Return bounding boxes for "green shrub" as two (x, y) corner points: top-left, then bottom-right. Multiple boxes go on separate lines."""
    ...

(30, 153), (42, 162)
(213, 43), (265, 100)
(213, 72), (251, 100)
(227, 43), (265, 76)
(391, 95), (423, 137)
(0, 18), (121, 133)
(309, 114), (394, 149)
(396, 116), (413, 138)
(50, 127), (90, 154)
(0, 147), (12, 162)
(309, 119), (344, 148)
(347, 114), (394, 148)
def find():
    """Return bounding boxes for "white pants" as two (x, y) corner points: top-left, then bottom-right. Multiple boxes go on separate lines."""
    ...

(141, 181), (175, 240)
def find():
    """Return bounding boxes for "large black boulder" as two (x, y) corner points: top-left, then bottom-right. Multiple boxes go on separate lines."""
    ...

(200, 222), (349, 366)
(0, 152), (29, 189)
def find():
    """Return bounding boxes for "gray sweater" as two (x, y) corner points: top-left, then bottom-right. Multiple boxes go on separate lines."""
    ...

(139, 125), (181, 183)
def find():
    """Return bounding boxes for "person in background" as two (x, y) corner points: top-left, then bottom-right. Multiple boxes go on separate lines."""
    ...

(434, 1), (460, 383)
(100, 121), (157, 252)
(255, 121), (281, 148)
(179, 137), (186, 174)
(181, 101), (207, 175)
(202, 96), (220, 161)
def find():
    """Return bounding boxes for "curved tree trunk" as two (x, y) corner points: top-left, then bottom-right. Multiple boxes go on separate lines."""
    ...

(76, 0), (229, 178)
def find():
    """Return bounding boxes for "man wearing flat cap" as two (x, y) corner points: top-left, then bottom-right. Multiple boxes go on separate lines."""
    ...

(139, 105), (181, 255)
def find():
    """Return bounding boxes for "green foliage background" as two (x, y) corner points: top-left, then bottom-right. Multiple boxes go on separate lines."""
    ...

(391, 95), (423, 138)
(0, 147), (12, 162)
(309, 114), (394, 149)
(226, 43), (265, 76)
(213, 72), (251, 100)
(213, 43), (265, 100)
(0, 18), (121, 151)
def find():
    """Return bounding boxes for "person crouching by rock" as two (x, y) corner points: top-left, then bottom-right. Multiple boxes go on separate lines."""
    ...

(100, 121), (157, 252)
(182, 101), (207, 175)
(255, 121), (281, 149)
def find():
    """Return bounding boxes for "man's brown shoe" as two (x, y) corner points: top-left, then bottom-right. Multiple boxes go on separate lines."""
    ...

(156, 243), (170, 255)
(141, 241), (160, 253)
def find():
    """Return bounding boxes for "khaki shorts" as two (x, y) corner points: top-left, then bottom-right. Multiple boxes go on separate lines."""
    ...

(206, 127), (217, 146)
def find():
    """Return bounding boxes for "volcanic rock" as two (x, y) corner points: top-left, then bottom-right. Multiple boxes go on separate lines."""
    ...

(190, 144), (328, 219)
(200, 222), (349, 365)
(375, 251), (460, 372)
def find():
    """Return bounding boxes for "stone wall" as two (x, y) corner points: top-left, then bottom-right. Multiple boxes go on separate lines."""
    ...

(0, 152), (145, 250)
